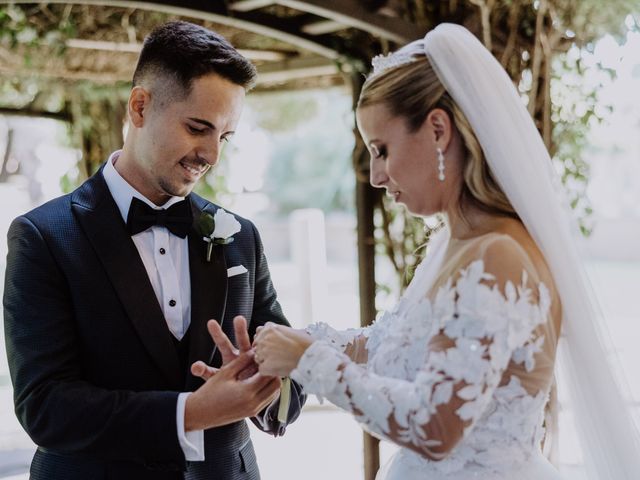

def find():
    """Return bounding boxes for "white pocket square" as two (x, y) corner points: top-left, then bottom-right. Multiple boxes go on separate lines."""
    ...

(227, 265), (248, 277)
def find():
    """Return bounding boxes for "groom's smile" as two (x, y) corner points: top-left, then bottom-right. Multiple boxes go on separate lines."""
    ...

(178, 157), (210, 183)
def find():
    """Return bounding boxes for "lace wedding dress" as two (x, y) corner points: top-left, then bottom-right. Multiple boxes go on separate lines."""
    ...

(291, 233), (563, 479)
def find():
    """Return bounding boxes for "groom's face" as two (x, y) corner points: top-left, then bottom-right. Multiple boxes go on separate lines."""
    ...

(131, 73), (245, 204)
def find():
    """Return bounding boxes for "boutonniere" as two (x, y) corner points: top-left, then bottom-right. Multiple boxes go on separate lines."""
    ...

(197, 209), (241, 262)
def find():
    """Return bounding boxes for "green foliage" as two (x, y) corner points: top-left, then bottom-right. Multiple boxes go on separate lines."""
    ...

(550, 46), (615, 236)
(0, 4), (75, 61)
(553, 1), (639, 47)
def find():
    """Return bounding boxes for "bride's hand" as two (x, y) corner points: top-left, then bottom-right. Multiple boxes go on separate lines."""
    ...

(253, 323), (313, 377)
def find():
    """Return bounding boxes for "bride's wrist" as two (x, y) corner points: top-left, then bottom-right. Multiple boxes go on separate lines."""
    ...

(293, 336), (314, 368)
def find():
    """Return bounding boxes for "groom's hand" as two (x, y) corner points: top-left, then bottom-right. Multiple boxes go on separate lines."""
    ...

(191, 316), (257, 381)
(185, 351), (281, 431)
(209, 316), (252, 363)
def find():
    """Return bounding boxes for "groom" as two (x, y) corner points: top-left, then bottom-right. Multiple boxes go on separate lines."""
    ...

(3, 21), (304, 480)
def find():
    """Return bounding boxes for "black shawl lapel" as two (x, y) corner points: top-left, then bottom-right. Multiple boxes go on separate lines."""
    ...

(71, 168), (182, 387)
(185, 196), (228, 391)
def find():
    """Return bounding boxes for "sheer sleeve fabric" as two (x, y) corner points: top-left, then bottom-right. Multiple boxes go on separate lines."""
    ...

(306, 323), (371, 364)
(292, 235), (557, 460)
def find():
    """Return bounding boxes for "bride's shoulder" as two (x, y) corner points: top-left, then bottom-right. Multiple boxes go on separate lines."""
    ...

(451, 224), (544, 291)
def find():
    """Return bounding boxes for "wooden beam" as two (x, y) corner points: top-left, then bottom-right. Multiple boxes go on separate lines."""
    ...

(228, 0), (274, 12)
(301, 19), (345, 36)
(66, 38), (141, 53)
(275, 0), (423, 43)
(3, 0), (342, 60)
(0, 57), (344, 88)
(65, 38), (289, 61)
(255, 56), (347, 84)
(350, 70), (381, 480)
(240, 49), (289, 61)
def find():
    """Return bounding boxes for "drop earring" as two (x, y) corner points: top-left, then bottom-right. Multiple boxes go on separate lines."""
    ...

(437, 147), (445, 181)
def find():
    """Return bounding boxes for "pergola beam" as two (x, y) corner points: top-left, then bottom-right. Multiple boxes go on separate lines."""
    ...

(301, 19), (345, 36)
(0, 55), (339, 87)
(274, 0), (423, 43)
(65, 38), (289, 61)
(228, 0), (275, 12)
(66, 38), (142, 53)
(256, 56), (347, 84)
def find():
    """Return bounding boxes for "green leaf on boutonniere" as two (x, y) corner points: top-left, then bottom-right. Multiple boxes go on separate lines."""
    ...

(197, 212), (215, 237)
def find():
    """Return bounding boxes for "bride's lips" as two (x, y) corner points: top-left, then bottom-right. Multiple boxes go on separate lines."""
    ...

(387, 190), (401, 201)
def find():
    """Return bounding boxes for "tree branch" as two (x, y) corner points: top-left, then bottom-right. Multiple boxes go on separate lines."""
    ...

(469, 0), (494, 50)
(500, 0), (521, 67)
(528, 0), (547, 116)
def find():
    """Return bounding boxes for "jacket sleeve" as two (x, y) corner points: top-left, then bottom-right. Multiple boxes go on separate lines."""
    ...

(3, 215), (186, 470)
(245, 221), (306, 435)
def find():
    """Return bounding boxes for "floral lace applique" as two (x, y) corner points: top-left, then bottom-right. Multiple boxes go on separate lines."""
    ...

(306, 323), (371, 351)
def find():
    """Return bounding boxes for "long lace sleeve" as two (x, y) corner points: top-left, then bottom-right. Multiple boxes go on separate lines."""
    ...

(291, 237), (554, 460)
(306, 323), (371, 364)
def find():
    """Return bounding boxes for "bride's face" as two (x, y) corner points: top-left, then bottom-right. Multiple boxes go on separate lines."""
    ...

(357, 103), (451, 216)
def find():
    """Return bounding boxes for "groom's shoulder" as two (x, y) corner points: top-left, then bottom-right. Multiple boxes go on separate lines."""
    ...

(19, 191), (73, 226)
(16, 172), (100, 228)
(7, 192), (75, 246)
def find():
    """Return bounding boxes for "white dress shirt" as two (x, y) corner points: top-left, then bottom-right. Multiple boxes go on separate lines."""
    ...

(102, 150), (204, 461)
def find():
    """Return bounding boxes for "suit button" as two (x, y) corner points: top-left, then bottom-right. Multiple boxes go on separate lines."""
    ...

(159, 247), (166, 255)
(169, 299), (176, 307)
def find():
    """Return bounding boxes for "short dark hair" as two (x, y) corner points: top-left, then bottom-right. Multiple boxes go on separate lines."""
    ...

(133, 21), (257, 97)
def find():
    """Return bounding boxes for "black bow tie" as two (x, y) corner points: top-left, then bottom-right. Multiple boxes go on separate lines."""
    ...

(126, 197), (193, 238)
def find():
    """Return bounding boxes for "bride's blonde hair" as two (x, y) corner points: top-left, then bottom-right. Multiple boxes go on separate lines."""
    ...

(358, 54), (517, 220)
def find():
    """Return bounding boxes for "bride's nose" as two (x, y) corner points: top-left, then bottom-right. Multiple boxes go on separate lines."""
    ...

(370, 157), (388, 188)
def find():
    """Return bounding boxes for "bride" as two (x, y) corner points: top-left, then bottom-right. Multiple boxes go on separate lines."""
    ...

(249, 24), (640, 479)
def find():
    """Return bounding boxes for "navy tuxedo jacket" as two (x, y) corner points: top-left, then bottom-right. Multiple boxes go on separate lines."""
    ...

(3, 168), (305, 480)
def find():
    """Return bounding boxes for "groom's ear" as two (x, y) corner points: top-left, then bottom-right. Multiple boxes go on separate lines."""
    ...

(128, 86), (150, 128)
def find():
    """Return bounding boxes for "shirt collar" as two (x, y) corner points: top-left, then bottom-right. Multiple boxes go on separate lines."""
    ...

(102, 150), (186, 223)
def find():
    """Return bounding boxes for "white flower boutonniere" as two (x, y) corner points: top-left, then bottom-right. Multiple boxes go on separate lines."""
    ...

(197, 209), (241, 262)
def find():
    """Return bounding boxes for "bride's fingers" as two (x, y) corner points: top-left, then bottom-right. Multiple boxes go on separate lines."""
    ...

(253, 326), (266, 347)
(190, 360), (219, 381)
(254, 322), (278, 343)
